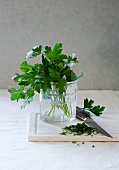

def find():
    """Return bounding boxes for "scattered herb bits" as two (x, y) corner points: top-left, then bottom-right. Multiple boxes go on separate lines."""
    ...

(59, 122), (99, 136)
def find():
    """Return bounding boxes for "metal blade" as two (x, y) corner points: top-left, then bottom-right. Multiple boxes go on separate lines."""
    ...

(84, 117), (113, 138)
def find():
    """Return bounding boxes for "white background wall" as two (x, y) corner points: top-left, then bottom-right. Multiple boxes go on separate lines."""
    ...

(0, 0), (119, 89)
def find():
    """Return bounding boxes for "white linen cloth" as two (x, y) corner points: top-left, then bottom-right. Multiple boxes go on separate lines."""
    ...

(0, 90), (119, 170)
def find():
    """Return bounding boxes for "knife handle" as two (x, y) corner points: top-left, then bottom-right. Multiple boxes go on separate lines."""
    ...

(76, 106), (90, 121)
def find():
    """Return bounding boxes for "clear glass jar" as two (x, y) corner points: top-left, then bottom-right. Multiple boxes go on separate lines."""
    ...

(39, 80), (78, 124)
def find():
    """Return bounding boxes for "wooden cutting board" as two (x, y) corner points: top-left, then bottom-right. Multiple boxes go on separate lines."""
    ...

(28, 112), (119, 142)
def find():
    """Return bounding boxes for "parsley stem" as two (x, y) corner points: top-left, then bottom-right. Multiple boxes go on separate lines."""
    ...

(52, 104), (55, 119)
(45, 96), (73, 120)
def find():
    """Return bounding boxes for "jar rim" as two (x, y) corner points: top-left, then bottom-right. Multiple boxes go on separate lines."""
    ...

(50, 79), (78, 85)
(67, 79), (78, 85)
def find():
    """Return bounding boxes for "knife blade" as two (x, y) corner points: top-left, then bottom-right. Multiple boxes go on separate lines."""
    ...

(76, 106), (113, 138)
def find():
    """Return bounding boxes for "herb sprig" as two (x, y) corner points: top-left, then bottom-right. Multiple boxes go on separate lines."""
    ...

(82, 98), (105, 116)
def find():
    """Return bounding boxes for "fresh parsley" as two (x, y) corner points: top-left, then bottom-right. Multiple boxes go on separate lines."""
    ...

(82, 98), (105, 116)
(8, 43), (83, 108)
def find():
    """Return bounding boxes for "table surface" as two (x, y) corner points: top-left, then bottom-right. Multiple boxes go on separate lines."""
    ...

(0, 89), (119, 170)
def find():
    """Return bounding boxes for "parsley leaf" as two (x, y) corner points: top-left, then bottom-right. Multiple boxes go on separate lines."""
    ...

(20, 61), (33, 73)
(13, 73), (31, 86)
(32, 45), (42, 54)
(53, 43), (62, 55)
(25, 88), (35, 98)
(42, 56), (49, 69)
(8, 86), (25, 102)
(90, 106), (105, 116)
(61, 67), (77, 82)
(48, 68), (60, 79)
(82, 98), (105, 116)
(45, 43), (67, 62)
(31, 45), (42, 58)
(56, 78), (66, 94)
(44, 46), (52, 60)
(71, 71), (77, 81)
(84, 98), (94, 109)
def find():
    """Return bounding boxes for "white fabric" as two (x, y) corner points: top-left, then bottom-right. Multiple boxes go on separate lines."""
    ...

(0, 90), (119, 170)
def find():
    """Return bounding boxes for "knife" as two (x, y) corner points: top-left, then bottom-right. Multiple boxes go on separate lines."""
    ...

(76, 106), (113, 138)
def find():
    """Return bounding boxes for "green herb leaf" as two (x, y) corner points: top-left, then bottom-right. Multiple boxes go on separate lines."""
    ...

(20, 61), (33, 73)
(53, 43), (62, 55)
(71, 71), (77, 81)
(42, 56), (49, 69)
(57, 62), (64, 69)
(61, 67), (77, 82)
(45, 43), (67, 62)
(84, 98), (94, 109)
(48, 68), (60, 79)
(32, 45), (42, 54)
(31, 45), (42, 58)
(13, 74), (31, 86)
(82, 98), (105, 116)
(44, 46), (52, 60)
(25, 88), (34, 98)
(90, 106), (105, 116)
(8, 86), (25, 102)
(42, 83), (51, 92)
(25, 46), (42, 60)
(56, 78), (66, 94)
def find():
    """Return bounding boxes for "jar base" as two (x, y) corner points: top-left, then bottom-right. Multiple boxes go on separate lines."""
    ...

(40, 115), (75, 124)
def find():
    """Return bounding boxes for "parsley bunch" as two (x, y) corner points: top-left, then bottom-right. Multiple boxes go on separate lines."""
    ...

(8, 43), (83, 108)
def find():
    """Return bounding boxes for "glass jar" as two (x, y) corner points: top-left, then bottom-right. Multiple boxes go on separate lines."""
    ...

(39, 80), (78, 124)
